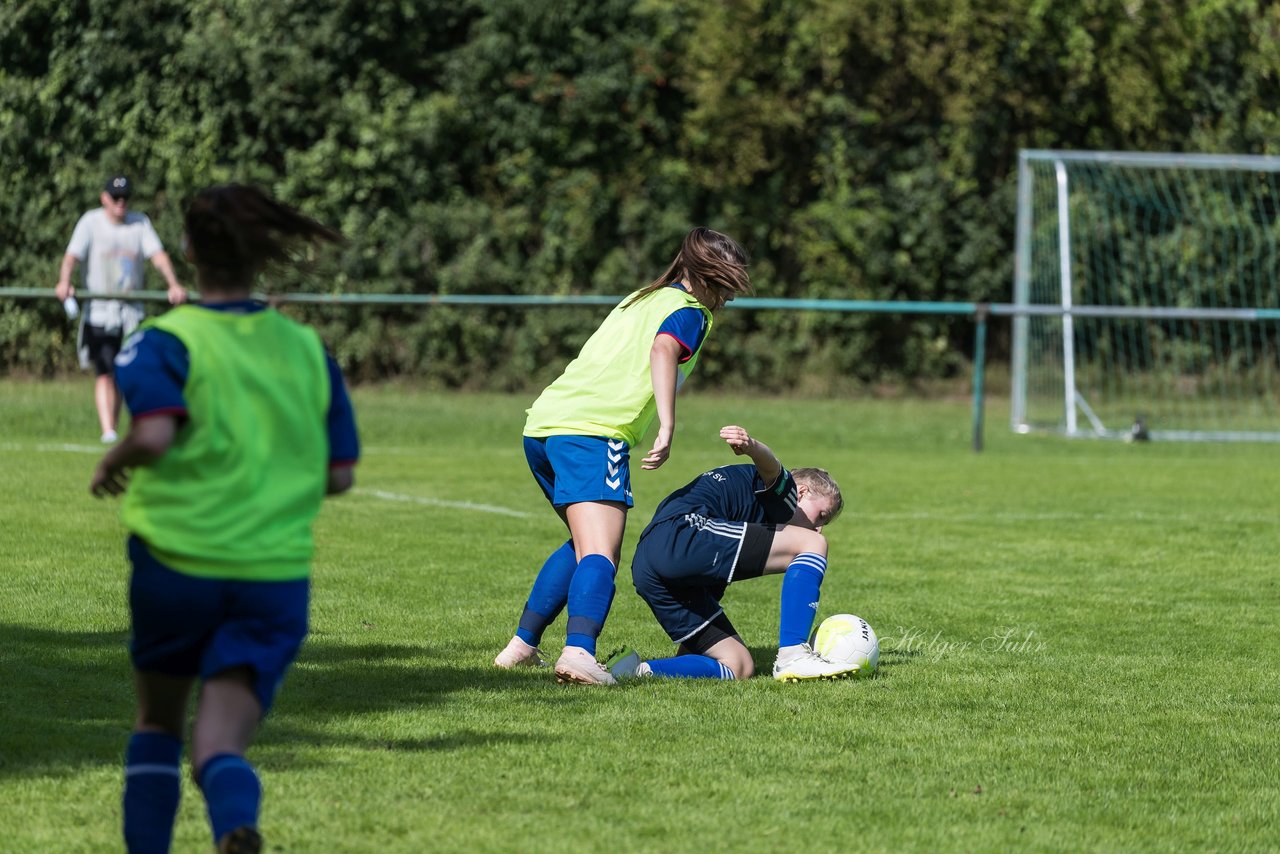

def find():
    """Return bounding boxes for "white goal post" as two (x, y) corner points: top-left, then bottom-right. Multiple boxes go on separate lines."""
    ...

(1011, 149), (1280, 441)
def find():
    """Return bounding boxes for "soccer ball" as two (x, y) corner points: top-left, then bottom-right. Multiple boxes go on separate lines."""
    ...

(812, 614), (879, 676)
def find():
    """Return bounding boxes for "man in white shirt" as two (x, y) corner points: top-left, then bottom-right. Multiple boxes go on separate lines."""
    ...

(55, 176), (187, 442)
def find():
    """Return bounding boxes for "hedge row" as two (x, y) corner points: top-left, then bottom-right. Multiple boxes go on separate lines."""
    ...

(3, 0), (1276, 389)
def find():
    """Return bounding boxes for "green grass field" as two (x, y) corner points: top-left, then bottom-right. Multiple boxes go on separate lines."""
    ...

(2, 378), (1277, 852)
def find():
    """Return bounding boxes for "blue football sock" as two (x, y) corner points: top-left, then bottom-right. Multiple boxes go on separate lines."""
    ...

(123, 731), (183, 854)
(516, 540), (576, 646)
(198, 753), (261, 846)
(778, 552), (827, 648)
(643, 655), (736, 679)
(564, 553), (616, 655)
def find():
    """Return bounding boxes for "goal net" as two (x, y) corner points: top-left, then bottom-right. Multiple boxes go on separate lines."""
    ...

(1011, 149), (1280, 441)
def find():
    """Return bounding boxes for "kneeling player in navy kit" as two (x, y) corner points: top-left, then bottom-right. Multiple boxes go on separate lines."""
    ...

(609, 425), (853, 682)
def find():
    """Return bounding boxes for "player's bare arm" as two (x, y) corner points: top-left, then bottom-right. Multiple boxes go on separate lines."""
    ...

(55, 254), (79, 301)
(643, 334), (683, 470)
(719, 425), (782, 485)
(90, 415), (178, 497)
(149, 251), (188, 304)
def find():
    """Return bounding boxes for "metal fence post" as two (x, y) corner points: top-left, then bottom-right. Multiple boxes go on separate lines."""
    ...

(972, 304), (989, 453)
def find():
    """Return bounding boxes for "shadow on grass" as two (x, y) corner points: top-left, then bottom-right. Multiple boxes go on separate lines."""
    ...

(0, 623), (133, 779)
(0, 624), (575, 779)
(876, 644), (919, 671)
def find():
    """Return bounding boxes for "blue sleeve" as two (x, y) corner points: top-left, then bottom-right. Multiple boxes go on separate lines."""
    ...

(656, 307), (709, 363)
(114, 329), (189, 419)
(756, 469), (799, 524)
(326, 354), (360, 465)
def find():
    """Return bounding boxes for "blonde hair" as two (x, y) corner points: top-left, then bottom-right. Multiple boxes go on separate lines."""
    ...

(622, 227), (752, 310)
(792, 467), (844, 522)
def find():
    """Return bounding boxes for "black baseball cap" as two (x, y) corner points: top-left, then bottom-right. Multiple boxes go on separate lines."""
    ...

(105, 175), (132, 198)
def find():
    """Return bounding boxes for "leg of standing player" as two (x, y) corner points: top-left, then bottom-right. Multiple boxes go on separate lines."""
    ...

(86, 324), (123, 442)
(495, 536), (576, 668)
(496, 438), (581, 669)
(95, 374), (121, 440)
(191, 669), (265, 854)
(507, 435), (629, 685)
(553, 499), (625, 684)
(124, 670), (191, 853)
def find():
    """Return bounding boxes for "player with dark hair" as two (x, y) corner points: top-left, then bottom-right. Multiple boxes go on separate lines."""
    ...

(606, 425), (855, 682)
(495, 227), (753, 685)
(90, 184), (359, 854)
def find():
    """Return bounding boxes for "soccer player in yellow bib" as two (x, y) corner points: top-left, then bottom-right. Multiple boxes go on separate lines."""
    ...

(90, 185), (358, 854)
(496, 228), (752, 684)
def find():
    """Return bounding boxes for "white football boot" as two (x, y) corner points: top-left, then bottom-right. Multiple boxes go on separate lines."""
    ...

(554, 646), (617, 685)
(772, 644), (859, 682)
(494, 636), (548, 669)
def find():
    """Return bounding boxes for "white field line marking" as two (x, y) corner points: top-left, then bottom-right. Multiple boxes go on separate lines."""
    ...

(0, 443), (471, 457)
(355, 488), (533, 519)
(1, 443), (532, 519)
(0, 441), (103, 454)
(857, 510), (1270, 525)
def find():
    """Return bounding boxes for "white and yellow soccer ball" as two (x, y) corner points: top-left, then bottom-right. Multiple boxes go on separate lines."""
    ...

(812, 614), (879, 676)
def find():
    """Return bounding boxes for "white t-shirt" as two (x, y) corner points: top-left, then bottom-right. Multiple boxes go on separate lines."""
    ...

(65, 208), (164, 330)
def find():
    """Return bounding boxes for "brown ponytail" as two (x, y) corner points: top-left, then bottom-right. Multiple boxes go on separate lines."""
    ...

(622, 227), (752, 310)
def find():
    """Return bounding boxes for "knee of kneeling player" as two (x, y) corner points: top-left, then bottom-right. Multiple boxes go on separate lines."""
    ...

(719, 651), (755, 680)
(778, 527), (829, 560)
(792, 528), (828, 558)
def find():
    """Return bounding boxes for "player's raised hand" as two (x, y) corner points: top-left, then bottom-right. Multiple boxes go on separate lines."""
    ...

(720, 425), (755, 455)
(721, 426), (782, 482)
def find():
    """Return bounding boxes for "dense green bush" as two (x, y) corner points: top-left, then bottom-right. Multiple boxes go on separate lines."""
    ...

(3, 0), (1277, 389)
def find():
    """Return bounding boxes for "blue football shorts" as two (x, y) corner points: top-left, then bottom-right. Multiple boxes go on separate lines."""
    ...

(630, 515), (775, 648)
(127, 536), (309, 715)
(523, 434), (633, 508)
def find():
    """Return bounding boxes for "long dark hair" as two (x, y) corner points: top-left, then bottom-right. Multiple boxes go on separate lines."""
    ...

(184, 184), (343, 287)
(622, 227), (752, 310)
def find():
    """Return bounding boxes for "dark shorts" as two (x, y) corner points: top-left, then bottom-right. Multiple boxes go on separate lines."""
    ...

(523, 434), (633, 508)
(127, 536), (309, 714)
(82, 324), (123, 376)
(631, 515), (775, 647)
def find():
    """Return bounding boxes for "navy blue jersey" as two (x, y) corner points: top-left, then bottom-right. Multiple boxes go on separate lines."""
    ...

(643, 463), (798, 533)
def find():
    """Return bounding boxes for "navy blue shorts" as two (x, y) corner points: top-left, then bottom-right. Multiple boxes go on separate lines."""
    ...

(631, 515), (774, 646)
(523, 434), (633, 508)
(127, 536), (309, 714)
